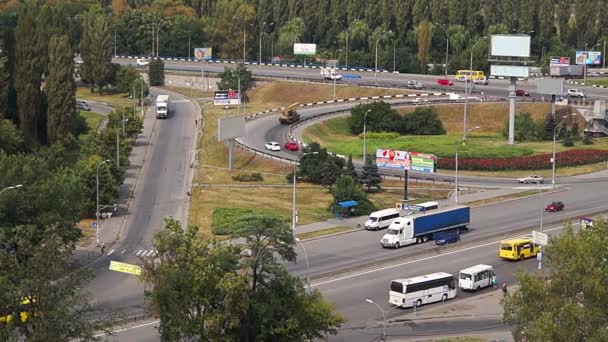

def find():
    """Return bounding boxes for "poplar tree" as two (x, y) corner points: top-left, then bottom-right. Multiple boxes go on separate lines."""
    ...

(80, 8), (112, 94)
(46, 35), (77, 145)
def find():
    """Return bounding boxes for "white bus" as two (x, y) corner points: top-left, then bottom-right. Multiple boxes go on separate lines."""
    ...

(458, 264), (495, 291)
(389, 272), (457, 308)
(365, 208), (401, 230)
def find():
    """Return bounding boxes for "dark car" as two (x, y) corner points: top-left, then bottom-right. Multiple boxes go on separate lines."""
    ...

(515, 89), (530, 97)
(437, 79), (454, 86)
(545, 201), (565, 212)
(434, 230), (460, 245)
(283, 142), (300, 151)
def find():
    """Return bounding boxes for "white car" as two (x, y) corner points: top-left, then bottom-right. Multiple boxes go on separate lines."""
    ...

(473, 77), (488, 85)
(567, 88), (584, 98)
(264, 142), (281, 151)
(412, 98), (429, 105)
(518, 175), (544, 184)
(136, 58), (150, 66)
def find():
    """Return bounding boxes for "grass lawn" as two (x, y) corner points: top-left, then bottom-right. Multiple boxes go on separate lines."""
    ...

(80, 110), (104, 131)
(582, 78), (608, 87)
(76, 87), (134, 108)
(159, 86), (212, 99)
(297, 226), (352, 240)
(186, 81), (454, 237)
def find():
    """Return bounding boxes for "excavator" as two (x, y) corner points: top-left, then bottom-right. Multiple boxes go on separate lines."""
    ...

(278, 102), (300, 124)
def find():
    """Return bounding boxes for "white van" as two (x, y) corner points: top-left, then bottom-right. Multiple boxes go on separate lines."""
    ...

(365, 208), (401, 230)
(458, 264), (495, 291)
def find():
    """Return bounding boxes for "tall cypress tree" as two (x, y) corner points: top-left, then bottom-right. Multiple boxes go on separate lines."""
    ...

(14, 1), (44, 145)
(80, 9), (112, 94)
(46, 35), (77, 145)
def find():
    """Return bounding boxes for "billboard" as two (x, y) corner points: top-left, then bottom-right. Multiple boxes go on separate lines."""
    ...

(490, 65), (530, 78)
(536, 78), (564, 95)
(491, 35), (531, 58)
(575, 51), (602, 65)
(213, 90), (240, 105)
(550, 56), (570, 67)
(194, 47), (213, 60)
(218, 115), (246, 141)
(293, 43), (317, 55)
(375, 149), (436, 173)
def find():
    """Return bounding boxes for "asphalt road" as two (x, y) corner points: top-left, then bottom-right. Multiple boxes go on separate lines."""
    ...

(85, 88), (197, 318)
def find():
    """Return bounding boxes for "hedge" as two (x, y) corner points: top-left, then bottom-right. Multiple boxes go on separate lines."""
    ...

(438, 149), (608, 171)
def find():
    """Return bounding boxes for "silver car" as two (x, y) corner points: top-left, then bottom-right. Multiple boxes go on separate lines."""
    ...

(518, 175), (544, 184)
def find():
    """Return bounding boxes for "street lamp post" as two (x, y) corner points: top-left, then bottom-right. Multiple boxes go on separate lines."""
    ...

(551, 114), (577, 188)
(335, 19), (349, 68)
(295, 238), (311, 292)
(96, 159), (110, 246)
(463, 37), (486, 141)
(365, 299), (387, 341)
(455, 126), (480, 204)
(363, 109), (371, 164)
(259, 22), (274, 68)
(0, 184), (23, 194)
(374, 31), (391, 86)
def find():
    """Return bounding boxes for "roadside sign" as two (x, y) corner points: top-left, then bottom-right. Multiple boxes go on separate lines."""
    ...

(532, 230), (548, 246)
(376, 149), (437, 173)
(109, 261), (142, 276)
(214, 90), (240, 105)
(194, 47), (213, 60)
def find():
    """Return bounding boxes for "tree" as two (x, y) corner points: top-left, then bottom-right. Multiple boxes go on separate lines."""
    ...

(344, 154), (359, 182)
(330, 175), (375, 216)
(75, 154), (119, 215)
(349, 101), (401, 135)
(320, 158), (342, 187)
(402, 106), (446, 135)
(115, 65), (140, 94)
(297, 142), (345, 184)
(582, 134), (593, 145)
(216, 63), (253, 95)
(276, 17), (305, 55)
(562, 130), (574, 147)
(205, 0), (255, 59)
(46, 34), (78, 146)
(503, 220), (608, 341)
(0, 225), (101, 341)
(106, 106), (143, 138)
(14, 0), (44, 145)
(141, 218), (248, 341)
(360, 155), (382, 192)
(131, 78), (149, 101)
(502, 112), (542, 142)
(148, 58), (165, 86)
(0, 118), (23, 154)
(80, 8), (113, 94)
(416, 20), (432, 73)
(542, 113), (556, 141)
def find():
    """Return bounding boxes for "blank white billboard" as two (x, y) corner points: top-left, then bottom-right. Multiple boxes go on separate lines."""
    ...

(293, 43), (317, 55)
(491, 35), (530, 58)
(536, 78), (564, 96)
(491, 65), (529, 78)
(218, 115), (245, 141)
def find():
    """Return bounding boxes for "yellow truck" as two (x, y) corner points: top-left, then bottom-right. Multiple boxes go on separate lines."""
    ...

(279, 102), (300, 124)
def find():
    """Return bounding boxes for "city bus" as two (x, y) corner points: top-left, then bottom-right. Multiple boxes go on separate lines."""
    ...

(499, 238), (540, 261)
(389, 272), (457, 308)
(455, 70), (485, 81)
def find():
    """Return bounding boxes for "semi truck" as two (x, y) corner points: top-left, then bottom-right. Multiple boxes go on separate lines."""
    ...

(380, 205), (471, 248)
(550, 65), (583, 77)
(278, 102), (300, 124)
(156, 95), (170, 119)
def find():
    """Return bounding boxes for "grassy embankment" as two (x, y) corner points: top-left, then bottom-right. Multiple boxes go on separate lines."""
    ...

(303, 102), (608, 178)
(187, 81), (451, 237)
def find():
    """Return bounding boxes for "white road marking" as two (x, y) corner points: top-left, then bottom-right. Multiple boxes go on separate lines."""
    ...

(135, 250), (144, 256)
(312, 223), (576, 287)
(120, 249), (126, 254)
(107, 249), (115, 256)
(92, 319), (160, 337)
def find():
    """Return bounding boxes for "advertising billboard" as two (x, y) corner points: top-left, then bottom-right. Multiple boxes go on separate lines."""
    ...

(375, 149), (436, 173)
(293, 43), (317, 55)
(490, 65), (530, 78)
(549, 56), (570, 67)
(575, 51), (602, 65)
(213, 90), (240, 105)
(194, 47), (213, 60)
(218, 115), (246, 141)
(491, 35), (531, 58)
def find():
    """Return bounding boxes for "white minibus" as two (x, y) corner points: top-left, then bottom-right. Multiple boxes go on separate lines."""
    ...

(458, 264), (495, 291)
(389, 272), (457, 308)
(365, 208), (401, 230)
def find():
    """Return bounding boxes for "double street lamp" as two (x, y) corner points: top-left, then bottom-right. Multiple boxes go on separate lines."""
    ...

(455, 126), (480, 204)
(551, 113), (578, 188)
(96, 159), (111, 246)
(258, 22), (274, 68)
(463, 37), (487, 141)
(364, 298), (387, 341)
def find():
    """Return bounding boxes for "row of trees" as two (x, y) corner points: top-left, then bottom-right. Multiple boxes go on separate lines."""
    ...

(85, 0), (608, 73)
(349, 102), (446, 136)
(501, 109), (591, 146)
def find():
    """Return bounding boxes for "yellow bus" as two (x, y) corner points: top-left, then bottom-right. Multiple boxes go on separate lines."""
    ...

(455, 70), (485, 81)
(0, 298), (32, 324)
(499, 238), (540, 261)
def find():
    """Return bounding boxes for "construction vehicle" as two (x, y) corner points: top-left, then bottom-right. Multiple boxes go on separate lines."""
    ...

(279, 102), (300, 124)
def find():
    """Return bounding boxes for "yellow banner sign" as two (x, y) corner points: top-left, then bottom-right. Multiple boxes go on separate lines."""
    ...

(109, 261), (142, 276)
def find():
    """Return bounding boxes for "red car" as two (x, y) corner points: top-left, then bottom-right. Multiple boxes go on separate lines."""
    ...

(283, 142), (300, 151)
(515, 89), (530, 96)
(545, 201), (565, 212)
(437, 79), (454, 86)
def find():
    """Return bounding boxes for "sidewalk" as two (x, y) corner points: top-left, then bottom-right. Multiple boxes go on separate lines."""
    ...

(73, 104), (157, 263)
(386, 287), (513, 341)
(295, 187), (534, 236)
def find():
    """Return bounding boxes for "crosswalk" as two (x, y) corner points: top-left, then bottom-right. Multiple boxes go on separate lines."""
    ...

(105, 249), (158, 257)
(134, 249), (157, 257)
(171, 99), (190, 103)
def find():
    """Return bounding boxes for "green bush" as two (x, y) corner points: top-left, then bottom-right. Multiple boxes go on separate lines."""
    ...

(148, 58), (165, 86)
(211, 207), (287, 235)
(402, 107), (446, 135)
(582, 134), (594, 145)
(501, 112), (542, 141)
(349, 101), (402, 135)
(357, 132), (400, 139)
(232, 172), (264, 182)
(562, 132), (574, 147)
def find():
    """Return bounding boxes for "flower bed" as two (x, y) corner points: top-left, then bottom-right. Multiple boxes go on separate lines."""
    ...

(438, 149), (608, 171)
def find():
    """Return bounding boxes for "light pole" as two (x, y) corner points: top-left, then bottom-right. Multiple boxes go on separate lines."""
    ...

(259, 22), (274, 68)
(114, 24), (117, 57)
(295, 238), (311, 292)
(335, 19), (349, 68)
(551, 114), (577, 188)
(96, 159), (110, 246)
(0, 184), (22, 194)
(116, 119), (129, 168)
(363, 109), (371, 164)
(463, 37), (487, 141)
(374, 30), (391, 86)
(455, 126), (480, 204)
(365, 299), (387, 341)
(393, 39), (397, 72)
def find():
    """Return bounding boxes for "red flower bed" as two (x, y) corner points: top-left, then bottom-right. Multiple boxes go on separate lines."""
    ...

(438, 149), (608, 171)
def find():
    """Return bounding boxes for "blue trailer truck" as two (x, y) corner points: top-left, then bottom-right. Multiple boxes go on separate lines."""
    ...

(380, 205), (471, 248)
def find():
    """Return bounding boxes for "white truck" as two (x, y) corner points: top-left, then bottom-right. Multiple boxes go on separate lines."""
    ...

(156, 95), (170, 119)
(320, 67), (342, 80)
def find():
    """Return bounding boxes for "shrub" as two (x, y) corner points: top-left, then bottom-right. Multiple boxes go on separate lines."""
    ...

(349, 101), (402, 135)
(211, 207), (287, 235)
(501, 112), (542, 141)
(582, 134), (594, 145)
(232, 172), (264, 182)
(562, 132), (574, 147)
(148, 58), (165, 86)
(357, 132), (400, 139)
(437, 149), (608, 171)
(401, 106), (446, 135)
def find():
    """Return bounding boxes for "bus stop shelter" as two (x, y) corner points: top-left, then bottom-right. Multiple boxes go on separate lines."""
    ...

(336, 200), (358, 218)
